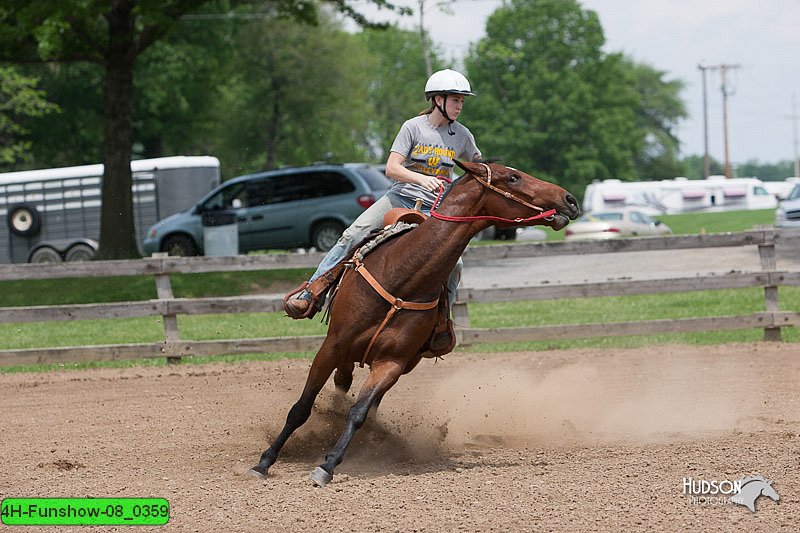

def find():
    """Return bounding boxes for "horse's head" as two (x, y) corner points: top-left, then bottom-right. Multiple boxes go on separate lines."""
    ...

(762, 482), (780, 502)
(731, 476), (781, 512)
(454, 160), (580, 230)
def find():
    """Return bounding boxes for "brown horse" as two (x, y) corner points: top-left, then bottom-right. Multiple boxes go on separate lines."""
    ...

(250, 160), (580, 486)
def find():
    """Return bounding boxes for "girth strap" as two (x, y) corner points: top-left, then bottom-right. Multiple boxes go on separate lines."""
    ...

(353, 257), (439, 367)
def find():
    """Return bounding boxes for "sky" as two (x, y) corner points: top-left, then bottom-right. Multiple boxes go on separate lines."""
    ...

(350, 0), (800, 168)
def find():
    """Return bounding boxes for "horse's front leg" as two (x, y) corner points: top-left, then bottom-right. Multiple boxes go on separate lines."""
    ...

(310, 359), (404, 487)
(249, 343), (338, 479)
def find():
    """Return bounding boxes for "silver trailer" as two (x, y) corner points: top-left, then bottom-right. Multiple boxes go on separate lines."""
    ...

(0, 156), (220, 263)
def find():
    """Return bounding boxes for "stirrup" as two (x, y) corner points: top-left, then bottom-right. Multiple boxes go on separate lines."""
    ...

(428, 318), (456, 357)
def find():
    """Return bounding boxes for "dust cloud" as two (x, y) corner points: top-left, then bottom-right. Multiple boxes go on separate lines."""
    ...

(399, 349), (760, 448)
(268, 347), (763, 465)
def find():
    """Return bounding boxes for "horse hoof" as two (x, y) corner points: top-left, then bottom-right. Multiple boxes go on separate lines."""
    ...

(248, 466), (268, 480)
(310, 466), (332, 488)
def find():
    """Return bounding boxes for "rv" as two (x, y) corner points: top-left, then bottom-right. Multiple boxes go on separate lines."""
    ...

(582, 175), (779, 216)
(763, 177), (800, 200)
(0, 156), (220, 263)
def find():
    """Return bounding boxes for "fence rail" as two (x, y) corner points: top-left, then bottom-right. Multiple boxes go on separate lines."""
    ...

(2, 228), (799, 366)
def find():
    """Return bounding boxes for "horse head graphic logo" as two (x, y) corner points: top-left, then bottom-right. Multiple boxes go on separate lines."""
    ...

(729, 475), (780, 512)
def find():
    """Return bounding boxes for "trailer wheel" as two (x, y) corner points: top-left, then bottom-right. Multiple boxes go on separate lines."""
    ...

(29, 246), (62, 263)
(6, 204), (42, 237)
(65, 243), (96, 262)
(162, 234), (199, 257)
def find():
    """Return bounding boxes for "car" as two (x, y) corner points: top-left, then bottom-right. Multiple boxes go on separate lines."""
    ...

(564, 208), (672, 240)
(775, 183), (800, 228)
(142, 163), (392, 256)
(514, 226), (548, 241)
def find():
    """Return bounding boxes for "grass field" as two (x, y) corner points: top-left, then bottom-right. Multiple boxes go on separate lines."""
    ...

(1, 209), (795, 372)
(0, 268), (314, 307)
(656, 208), (775, 235)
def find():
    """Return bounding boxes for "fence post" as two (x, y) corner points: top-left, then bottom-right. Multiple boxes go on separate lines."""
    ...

(152, 253), (182, 362)
(452, 290), (470, 345)
(756, 226), (781, 341)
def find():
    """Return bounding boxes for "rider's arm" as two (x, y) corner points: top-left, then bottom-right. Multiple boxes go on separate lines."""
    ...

(385, 151), (443, 193)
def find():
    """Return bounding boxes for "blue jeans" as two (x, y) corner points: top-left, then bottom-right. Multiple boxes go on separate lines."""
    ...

(308, 191), (462, 308)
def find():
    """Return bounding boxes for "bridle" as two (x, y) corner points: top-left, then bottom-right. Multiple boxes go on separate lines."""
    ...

(429, 163), (557, 224)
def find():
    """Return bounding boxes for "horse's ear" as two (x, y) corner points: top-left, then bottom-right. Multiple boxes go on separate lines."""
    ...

(455, 159), (486, 176)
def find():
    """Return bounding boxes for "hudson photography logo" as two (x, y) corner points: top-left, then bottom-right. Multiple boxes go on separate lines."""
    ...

(682, 475), (780, 512)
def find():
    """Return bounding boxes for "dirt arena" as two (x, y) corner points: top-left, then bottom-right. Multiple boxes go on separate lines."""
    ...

(1, 342), (798, 532)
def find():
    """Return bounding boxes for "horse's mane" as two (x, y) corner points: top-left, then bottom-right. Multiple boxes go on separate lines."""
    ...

(739, 475), (769, 486)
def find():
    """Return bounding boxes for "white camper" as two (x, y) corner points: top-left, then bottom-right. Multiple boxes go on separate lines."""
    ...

(763, 177), (800, 200)
(582, 175), (779, 216)
(0, 156), (221, 263)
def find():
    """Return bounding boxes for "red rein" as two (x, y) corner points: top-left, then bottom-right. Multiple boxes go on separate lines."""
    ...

(429, 166), (557, 224)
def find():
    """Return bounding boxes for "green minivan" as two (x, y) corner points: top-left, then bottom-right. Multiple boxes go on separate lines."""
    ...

(142, 163), (391, 256)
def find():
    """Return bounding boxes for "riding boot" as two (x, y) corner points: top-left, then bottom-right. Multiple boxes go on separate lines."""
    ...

(283, 263), (348, 320)
(284, 287), (316, 319)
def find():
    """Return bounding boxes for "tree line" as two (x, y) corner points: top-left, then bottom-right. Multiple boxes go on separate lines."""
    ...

(0, 0), (793, 258)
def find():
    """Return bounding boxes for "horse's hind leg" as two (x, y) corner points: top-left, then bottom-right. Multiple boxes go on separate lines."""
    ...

(333, 362), (354, 393)
(311, 359), (403, 487)
(249, 345), (338, 479)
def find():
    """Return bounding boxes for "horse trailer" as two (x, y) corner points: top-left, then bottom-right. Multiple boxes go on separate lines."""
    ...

(0, 156), (220, 263)
(582, 175), (780, 215)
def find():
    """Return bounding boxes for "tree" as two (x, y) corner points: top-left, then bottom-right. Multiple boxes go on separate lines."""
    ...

(1, 0), (214, 259)
(132, 12), (234, 160)
(682, 154), (723, 179)
(463, 0), (687, 197)
(357, 25), (445, 161)
(733, 159), (796, 181)
(624, 59), (687, 179)
(0, 0), (408, 259)
(210, 15), (375, 176)
(15, 8), (233, 169)
(16, 62), (104, 169)
(0, 66), (58, 169)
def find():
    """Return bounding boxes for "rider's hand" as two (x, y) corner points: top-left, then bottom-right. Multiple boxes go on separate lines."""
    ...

(416, 174), (444, 193)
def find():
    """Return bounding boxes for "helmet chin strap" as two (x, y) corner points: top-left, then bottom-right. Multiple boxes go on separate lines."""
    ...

(434, 94), (456, 136)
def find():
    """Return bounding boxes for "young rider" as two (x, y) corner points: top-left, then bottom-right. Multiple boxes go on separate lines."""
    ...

(284, 69), (482, 349)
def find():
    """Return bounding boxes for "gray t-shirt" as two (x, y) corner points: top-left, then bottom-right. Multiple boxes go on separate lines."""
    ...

(389, 115), (482, 206)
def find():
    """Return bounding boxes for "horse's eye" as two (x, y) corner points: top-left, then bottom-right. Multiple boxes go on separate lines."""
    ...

(509, 174), (521, 183)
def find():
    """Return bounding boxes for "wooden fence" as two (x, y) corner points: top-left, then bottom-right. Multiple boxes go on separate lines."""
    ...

(1, 228), (799, 367)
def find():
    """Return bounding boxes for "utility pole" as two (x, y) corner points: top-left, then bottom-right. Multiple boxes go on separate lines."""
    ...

(699, 63), (740, 178)
(698, 63), (711, 178)
(793, 94), (800, 178)
(718, 64), (740, 178)
(418, 0), (433, 77)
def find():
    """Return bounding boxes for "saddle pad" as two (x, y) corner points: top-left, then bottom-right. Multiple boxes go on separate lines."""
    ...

(353, 221), (418, 262)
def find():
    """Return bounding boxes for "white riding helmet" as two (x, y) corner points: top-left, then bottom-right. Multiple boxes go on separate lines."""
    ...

(424, 69), (476, 99)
